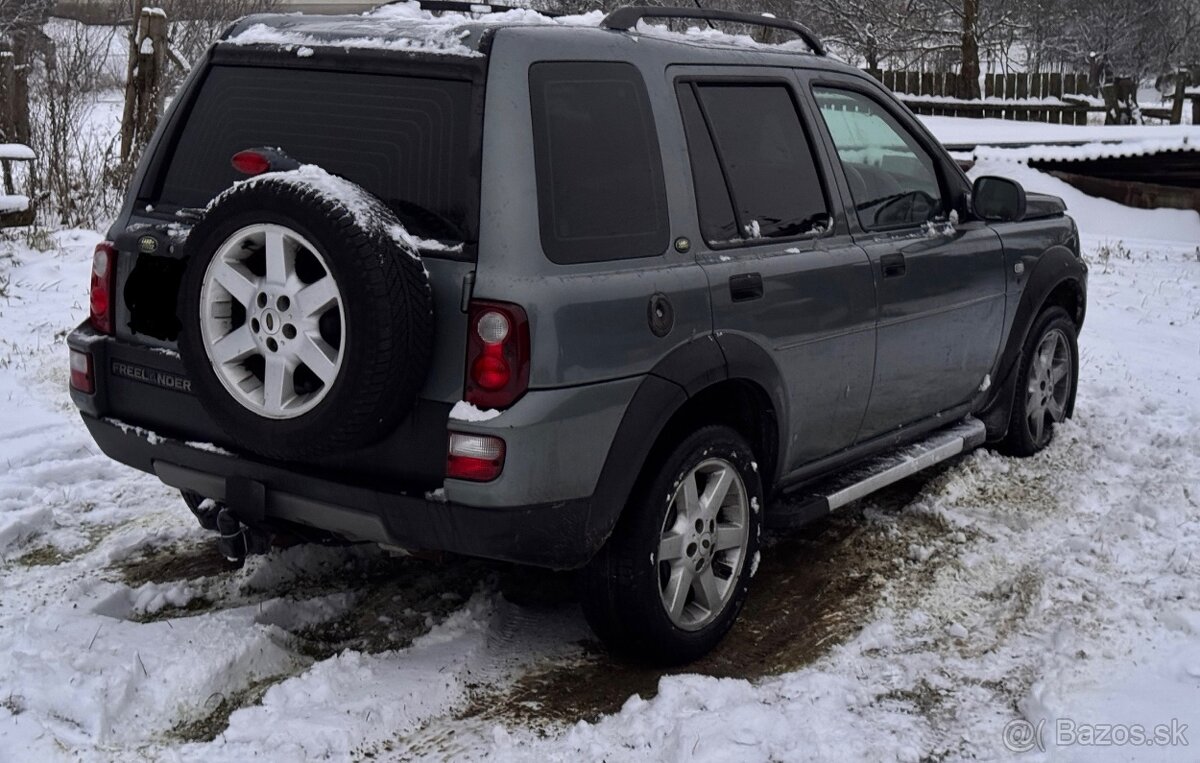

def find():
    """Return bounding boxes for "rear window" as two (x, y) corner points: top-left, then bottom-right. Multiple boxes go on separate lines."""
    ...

(529, 61), (669, 264)
(152, 65), (476, 242)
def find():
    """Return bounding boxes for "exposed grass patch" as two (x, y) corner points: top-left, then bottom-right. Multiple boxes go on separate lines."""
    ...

(130, 596), (217, 624)
(169, 673), (290, 743)
(11, 544), (69, 568)
(293, 556), (492, 660)
(115, 542), (240, 588)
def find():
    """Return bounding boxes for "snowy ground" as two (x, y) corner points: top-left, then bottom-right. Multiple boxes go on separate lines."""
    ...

(3, 119), (1200, 758)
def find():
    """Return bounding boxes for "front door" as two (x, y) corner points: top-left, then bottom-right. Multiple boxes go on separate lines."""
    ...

(807, 80), (1006, 440)
(672, 70), (877, 471)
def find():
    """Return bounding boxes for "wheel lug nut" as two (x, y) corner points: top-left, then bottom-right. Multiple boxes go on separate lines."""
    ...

(277, 295), (291, 311)
(266, 337), (278, 352)
(686, 542), (697, 557)
(283, 324), (296, 340)
(695, 519), (704, 532)
(257, 293), (268, 308)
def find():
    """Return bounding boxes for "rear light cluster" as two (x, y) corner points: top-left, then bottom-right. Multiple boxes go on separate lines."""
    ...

(446, 432), (505, 482)
(464, 300), (530, 410)
(89, 242), (117, 335)
(446, 300), (529, 482)
(69, 349), (93, 394)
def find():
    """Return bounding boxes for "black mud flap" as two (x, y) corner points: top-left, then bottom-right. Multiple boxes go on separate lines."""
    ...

(217, 476), (272, 561)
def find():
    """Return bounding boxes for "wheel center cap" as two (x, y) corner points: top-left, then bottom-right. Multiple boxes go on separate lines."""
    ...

(261, 308), (281, 335)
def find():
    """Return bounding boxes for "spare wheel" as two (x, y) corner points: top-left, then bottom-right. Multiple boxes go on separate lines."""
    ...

(177, 169), (434, 460)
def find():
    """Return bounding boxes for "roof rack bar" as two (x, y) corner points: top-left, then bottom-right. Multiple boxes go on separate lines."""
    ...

(600, 5), (825, 56)
(376, 1), (560, 17)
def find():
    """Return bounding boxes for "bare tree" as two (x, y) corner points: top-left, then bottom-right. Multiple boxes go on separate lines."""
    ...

(794, 0), (927, 70)
(0, 0), (49, 39)
(152, 0), (280, 69)
(27, 19), (122, 227)
(0, 0), (50, 145)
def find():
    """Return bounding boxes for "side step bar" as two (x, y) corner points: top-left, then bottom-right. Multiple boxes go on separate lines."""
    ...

(769, 417), (987, 528)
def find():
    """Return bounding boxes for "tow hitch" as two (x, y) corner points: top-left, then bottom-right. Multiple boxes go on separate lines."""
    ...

(215, 506), (273, 562)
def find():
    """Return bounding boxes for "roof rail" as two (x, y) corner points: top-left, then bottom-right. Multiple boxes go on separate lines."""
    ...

(375, 1), (561, 17)
(600, 5), (825, 56)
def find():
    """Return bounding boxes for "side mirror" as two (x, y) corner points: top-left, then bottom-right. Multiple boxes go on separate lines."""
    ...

(972, 176), (1026, 223)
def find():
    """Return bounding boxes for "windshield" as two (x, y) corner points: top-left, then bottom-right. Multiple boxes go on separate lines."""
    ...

(151, 64), (476, 243)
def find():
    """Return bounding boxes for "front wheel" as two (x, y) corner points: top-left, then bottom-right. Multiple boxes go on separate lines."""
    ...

(1001, 306), (1079, 456)
(581, 426), (762, 665)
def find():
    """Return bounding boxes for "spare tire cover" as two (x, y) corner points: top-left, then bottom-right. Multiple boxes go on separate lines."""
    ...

(177, 167), (434, 460)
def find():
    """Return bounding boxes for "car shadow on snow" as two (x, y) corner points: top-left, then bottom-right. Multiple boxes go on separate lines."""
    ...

(103, 466), (957, 744)
(458, 471), (954, 729)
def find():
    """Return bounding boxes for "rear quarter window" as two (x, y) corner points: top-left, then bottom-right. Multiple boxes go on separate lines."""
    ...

(151, 65), (476, 243)
(528, 61), (670, 265)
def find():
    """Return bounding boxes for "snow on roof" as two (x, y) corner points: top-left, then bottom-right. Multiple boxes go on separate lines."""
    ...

(222, 1), (823, 59)
(0, 195), (30, 214)
(974, 136), (1197, 164)
(921, 115), (1200, 149)
(223, 2), (602, 58)
(225, 20), (484, 57)
(0, 144), (35, 161)
(901, 93), (1084, 107)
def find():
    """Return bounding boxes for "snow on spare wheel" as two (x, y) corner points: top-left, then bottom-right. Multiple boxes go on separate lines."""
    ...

(3, 129), (1200, 762)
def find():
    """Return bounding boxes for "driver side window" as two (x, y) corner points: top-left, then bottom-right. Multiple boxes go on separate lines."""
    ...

(814, 87), (943, 231)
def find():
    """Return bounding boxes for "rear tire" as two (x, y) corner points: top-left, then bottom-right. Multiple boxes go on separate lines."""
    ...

(1000, 306), (1078, 456)
(581, 426), (762, 665)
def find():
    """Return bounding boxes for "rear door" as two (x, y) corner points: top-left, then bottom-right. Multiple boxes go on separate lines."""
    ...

(804, 75), (1006, 440)
(672, 69), (876, 470)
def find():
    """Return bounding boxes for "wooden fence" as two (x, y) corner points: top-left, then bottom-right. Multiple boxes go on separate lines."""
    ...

(867, 69), (1102, 125)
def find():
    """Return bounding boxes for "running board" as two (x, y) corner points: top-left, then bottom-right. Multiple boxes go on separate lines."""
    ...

(768, 417), (987, 528)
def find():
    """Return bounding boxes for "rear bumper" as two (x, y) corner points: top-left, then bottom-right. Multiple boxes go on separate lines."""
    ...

(82, 414), (599, 569)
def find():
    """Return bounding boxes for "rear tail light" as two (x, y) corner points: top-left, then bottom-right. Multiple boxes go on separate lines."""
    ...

(465, 300), (530, 409)
(446, 432), (505, 481)
(89, 242), (116, 334)
(69, 349), (94, 394)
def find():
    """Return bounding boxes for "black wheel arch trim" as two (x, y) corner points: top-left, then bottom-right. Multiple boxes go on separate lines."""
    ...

(979, 245), (1087, 440)
(583, 334), (789, 560)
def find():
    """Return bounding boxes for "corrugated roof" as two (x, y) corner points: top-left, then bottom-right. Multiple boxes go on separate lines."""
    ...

(974, 137), (1197, 164)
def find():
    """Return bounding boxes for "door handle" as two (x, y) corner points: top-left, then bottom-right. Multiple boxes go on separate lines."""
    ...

(729, 273), (763, 302)
(881, 253), (906, 278)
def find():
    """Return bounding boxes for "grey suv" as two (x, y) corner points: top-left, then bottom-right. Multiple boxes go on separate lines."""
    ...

(68, 2), (1087, 664)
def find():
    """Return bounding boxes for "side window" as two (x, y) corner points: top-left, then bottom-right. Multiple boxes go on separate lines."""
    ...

(676, 84), (738, 244)
(529, 62), (669, 264)
(677, 81), (829, 246)
(813, 87), (944, 230)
